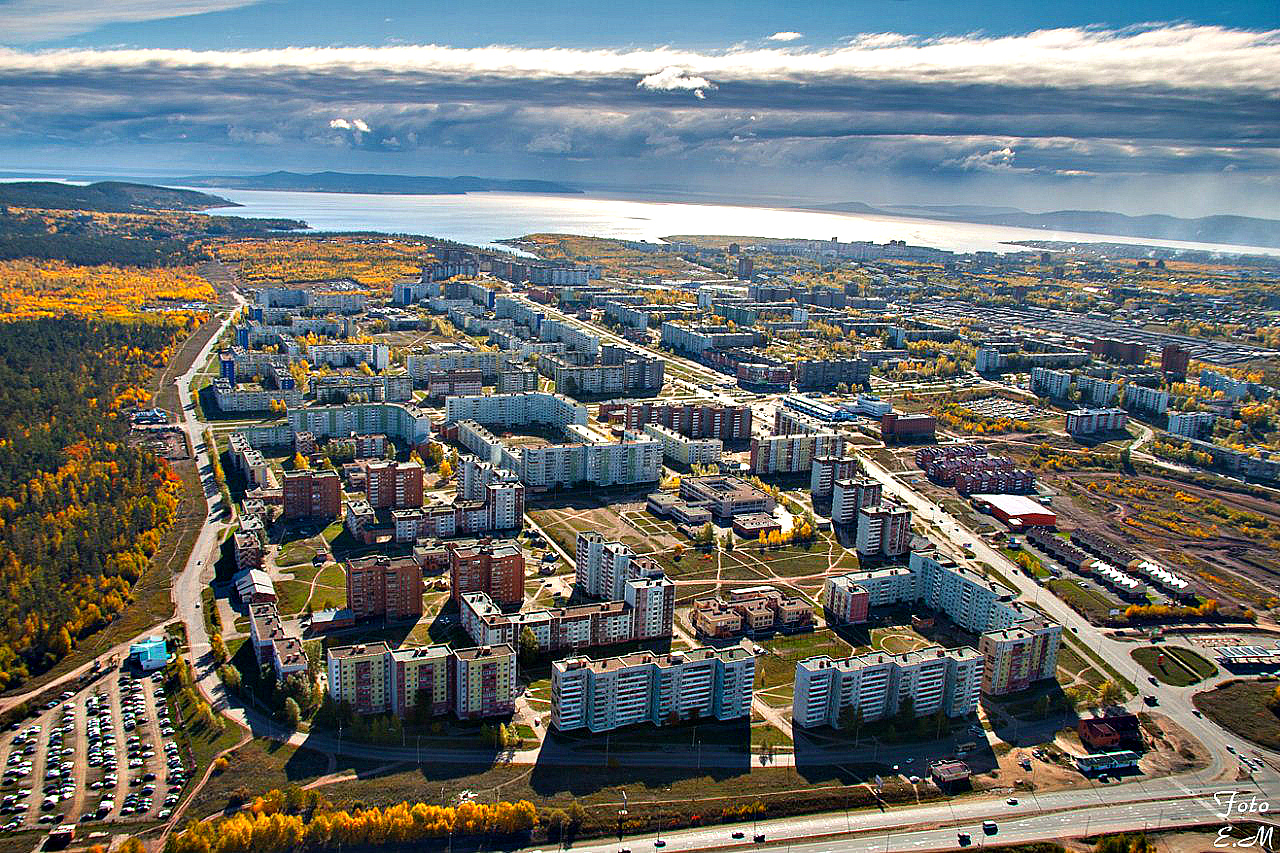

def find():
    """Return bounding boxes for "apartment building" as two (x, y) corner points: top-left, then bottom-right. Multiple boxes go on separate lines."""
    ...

(307, 343), (391, 370)
(855, 503), (912, 559)
(880, 413), (936, 444)
(551, 645), (756, 733)
(1076, 376), (1121, 406)
(691, 586), (814, 638)
(640, 422), (722, 466)
(449, 541), (525, 606)
(678, 476), (775, 518)
(537, 345), (664, 398)
(497, 366), (539, 393)
(365, 460), (424, 510)
(822, 574), (871, 625)
(282, 469), (341, 520)
(228, 432), (274, 489)
(750, 432), (842, 475)
(811, 456), (861, 499)
(289, 402), (435, 445)
(326, 641), (516, 719)
(793, 646), (982, 729)
(312, 372), (413, 404)
(597, 401), (753, 441)
(444, 391), (588, 428)
(831, 478), (882, 526)
(1166, 411), (1216, 440)
(978, 622), (1062, 695)
(1123, 384), (1170, 416)
(426, 369), (484, 399)
(460, 571), (674, 653)
(794, 358), (872, 391)
(247, 602), (308, 680)
(406, 350), (513, 383)
(1065, 408), (1128, 436)
(822, 547), (1062, 696)
(1030, 367), (1072, 399)
(212, 378), (303, 413)
(345, 555), (425, 622)
(660, 322), (765, 355)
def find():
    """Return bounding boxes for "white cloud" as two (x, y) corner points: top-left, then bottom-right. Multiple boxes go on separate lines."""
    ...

(1, 0), (261, 42)
(637, 66), (716, 98)
(767, 32), (804, 42)
(0, 25), (1274, 91)
(329, 117), (370, 132)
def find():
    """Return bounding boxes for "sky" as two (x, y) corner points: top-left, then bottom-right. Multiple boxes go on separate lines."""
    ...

(0, 0), (1277, 217)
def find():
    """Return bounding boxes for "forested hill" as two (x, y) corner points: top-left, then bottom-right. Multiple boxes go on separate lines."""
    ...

(0, 315), (193, 688)
(0, 181), (234, 213)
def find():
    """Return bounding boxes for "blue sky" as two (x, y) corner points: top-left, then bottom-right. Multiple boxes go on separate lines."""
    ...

(1, 0), (1277, 216)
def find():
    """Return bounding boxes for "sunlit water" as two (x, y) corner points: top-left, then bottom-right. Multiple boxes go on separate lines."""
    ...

(194, 188), (1280, 257)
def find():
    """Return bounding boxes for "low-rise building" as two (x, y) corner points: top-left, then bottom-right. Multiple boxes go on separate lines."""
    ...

(679, 475), (775, 518)
(691, 586), (814, 638)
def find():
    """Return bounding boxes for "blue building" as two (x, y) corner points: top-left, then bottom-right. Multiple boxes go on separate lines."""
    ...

(128, 636), (170, 672)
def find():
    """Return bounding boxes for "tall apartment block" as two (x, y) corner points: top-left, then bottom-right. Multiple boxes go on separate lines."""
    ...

(831, 477), (882, 526)
(326, 641), (515, 719)
(448, 541), (525, 606)
(551, 646), (756, 733)
(793, 646), (982, 729)
(365, 460), (424, 510)
(346, 555), (425, 622)
(282, 468), (341, 520)
(811, 455), (861, 499)
(821, 546), (1062, 696)
(855, 503), (912, 559)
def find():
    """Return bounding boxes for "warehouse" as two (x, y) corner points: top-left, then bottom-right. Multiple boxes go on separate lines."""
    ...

(972, 493), (1057, 530)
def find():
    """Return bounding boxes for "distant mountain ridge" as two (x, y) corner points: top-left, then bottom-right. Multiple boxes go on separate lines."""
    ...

(0, 181), (234, 213)
(174, 171), (583, 196)
(819, 201), (1280, 249)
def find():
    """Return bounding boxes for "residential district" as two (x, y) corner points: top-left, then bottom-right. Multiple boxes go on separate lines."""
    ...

(9, 232), (1280, 853)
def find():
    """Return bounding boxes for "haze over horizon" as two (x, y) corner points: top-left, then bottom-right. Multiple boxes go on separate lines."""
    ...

(0, 0), (1277, 219)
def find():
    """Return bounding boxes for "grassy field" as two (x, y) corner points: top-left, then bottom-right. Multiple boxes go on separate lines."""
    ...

(754, 629), (853, 691)
(1167, 646), (1218, 680)
(1131, 646), (1203, 687)
(1192, 678), (1280, 752)
(1047, 578), (1119, 623)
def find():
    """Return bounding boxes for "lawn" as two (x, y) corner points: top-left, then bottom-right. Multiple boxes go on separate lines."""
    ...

(755, 629), (853, 690)
(1047, 578), (1118, 623)
(1131, 646), (1202, 687)
(1167, 646), (1218, 680)
(1193, 678), (1280, 752)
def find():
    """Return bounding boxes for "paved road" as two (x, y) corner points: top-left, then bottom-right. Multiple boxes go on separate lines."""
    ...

(568, 768), (1278, 853)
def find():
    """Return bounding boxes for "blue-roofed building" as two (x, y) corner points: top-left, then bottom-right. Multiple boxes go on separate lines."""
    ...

(129, 636), (169, 672)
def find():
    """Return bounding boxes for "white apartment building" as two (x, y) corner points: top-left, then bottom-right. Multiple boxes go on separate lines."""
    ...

(552, 646), (756, 733)
(810, 455), (861, 499)
(444, 391), (588, 428)
(1166, 411), (1216, 440)
(854, 503), (912, 559)
(1123, 384), (1171, 416)
(1076, 376), (1121, 406)
(793, 646), (982, 729)
(641, 422), (722, 466)
(289, 402), (434, 443)
(307, 343), (391, 370)
(212, 378), (303, 413)
(1031, 367), (1072, 399)
(1065, 408), (1128, 436)
(406, 351), (513, 382)
(831, 478), (882, 526)
(750, 432), (843, 475)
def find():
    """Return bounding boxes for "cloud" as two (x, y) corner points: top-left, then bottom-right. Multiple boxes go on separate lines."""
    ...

(0, 24), (1276, 206)
(637, 66), (716, 98)
(767, 32), (804, 42)
(0, 0), (261, 43)
(329, 117), (370, 132)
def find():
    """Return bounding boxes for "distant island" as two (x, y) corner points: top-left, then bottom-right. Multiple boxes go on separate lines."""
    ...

(817, 200), (1280, 249)
(173, 170), (583, 196)
(0, 181), (235, 213)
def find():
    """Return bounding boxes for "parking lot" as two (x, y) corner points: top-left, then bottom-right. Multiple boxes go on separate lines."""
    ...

(0, 665), (188, 833)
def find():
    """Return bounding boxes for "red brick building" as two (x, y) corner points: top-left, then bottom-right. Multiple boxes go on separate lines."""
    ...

(881, 412), (936, 445)
(365, 460), (424, 510)
(346, 555), (424, 622)
(282, 469), (341, 520)
(448, 541), (525, 606)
